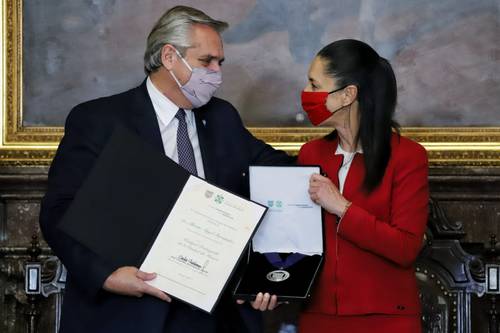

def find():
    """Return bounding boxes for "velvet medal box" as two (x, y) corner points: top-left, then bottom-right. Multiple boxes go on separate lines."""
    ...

(233, 166), (325, 301)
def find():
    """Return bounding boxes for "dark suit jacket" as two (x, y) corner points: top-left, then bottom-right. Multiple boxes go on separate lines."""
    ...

(39, 80), (294, 333)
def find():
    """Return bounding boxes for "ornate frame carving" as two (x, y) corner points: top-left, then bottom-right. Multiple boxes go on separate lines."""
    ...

(1, 1), (500, 166)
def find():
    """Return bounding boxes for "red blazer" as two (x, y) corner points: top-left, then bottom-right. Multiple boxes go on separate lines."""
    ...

(298, 133), (429, 316)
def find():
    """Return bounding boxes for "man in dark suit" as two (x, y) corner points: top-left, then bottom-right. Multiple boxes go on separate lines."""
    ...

(39, 5), (292, 333)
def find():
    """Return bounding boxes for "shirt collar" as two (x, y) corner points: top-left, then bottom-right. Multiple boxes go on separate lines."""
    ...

(146, 76), (195, 127)
(335, 141), (363, 156)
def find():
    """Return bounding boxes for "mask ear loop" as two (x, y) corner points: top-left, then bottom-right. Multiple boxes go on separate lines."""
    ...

(343, 103), (354, 148)
(344, 103), (351, 129)
(347, 101), (362, 151)
(173, 48), (193, 71)
(168, 47), (193, 87)
(342, 91), (359, 150)
(169, 70), (182, 88)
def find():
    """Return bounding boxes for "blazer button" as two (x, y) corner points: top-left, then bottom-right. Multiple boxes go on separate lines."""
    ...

(397, 305), (405, 310)
(242, 172), (246, 177)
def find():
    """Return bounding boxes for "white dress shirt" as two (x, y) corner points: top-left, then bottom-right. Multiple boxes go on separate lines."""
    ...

(335, 142), (363, 194)
(335, 142), (363, 227)
(146, 77), (205, 179)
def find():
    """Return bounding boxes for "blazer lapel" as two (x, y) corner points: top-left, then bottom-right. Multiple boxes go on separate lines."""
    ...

(128, 80), (165, 155)
(342, 154), (364, 199)
(329, 139), (343, 189)
(329, 137), (365, 199)
(194, 111), (217, 183)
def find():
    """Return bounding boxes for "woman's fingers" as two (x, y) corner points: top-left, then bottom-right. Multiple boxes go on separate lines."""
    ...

(309, 186), (319, 195)
(310, 173), (329, 184)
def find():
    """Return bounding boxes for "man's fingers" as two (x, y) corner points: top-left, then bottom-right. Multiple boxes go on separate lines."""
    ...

(141, 283), (171, 302)
(249, 293), (279, 311)
(251, 292), (263, 310)
(136, 270), (170, 301)
(136, 270), (156, 281)
(259, 293), (271, 311)
(236, 299), (245, 305)
(268, 295), (278, 310)
(128, 286), (144, 298)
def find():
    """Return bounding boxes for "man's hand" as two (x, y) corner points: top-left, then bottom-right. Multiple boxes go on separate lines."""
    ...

(236, 292), (278, 311)
(103, 266), (171, 302)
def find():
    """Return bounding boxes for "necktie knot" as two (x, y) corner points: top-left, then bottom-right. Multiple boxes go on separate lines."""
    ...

(175, 108), (186, 121)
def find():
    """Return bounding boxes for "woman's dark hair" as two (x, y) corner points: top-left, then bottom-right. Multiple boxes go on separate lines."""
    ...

(318, 39), (400, 193)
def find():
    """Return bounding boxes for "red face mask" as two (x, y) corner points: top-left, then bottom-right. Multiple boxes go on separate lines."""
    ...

(301, 86), (346, 126)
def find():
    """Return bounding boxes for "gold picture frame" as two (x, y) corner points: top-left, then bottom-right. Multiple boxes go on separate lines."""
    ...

(1, 0), (499, 167)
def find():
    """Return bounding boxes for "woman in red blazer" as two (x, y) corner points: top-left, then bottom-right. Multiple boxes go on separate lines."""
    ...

(297, 39), (429, 333)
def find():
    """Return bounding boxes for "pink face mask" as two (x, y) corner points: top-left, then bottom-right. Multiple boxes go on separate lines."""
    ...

(169, 48), (222, 109)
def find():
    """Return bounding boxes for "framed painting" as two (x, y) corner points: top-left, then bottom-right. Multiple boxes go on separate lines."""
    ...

(1, 0), (499, 166)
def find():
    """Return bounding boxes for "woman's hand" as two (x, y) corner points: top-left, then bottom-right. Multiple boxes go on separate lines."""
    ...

(309, 173), (350, 216)
(236, 292), (278, 311)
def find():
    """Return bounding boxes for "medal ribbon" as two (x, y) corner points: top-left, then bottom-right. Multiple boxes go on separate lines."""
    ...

(263, 252), (306, 269)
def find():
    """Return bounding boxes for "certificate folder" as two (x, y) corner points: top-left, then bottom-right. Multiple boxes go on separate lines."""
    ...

(59, 125), (189, 269)
(233, 166), (324, 301)
(59, 125), (267, 313)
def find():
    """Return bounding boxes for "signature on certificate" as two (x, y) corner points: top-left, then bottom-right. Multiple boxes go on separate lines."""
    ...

(176, 255), (209, 273)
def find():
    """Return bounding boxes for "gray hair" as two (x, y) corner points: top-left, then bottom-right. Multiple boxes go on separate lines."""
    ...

(144, 6), (228, 75)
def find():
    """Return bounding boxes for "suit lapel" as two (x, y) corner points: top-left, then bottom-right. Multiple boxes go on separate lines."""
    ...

(194, 111), (217, 183)
(329, 137), (365, 199)
(329, 139), (343, 188)
(343, 154), (364, 199)
(128, 80), (165, 155)
(128, 80), (217, 181)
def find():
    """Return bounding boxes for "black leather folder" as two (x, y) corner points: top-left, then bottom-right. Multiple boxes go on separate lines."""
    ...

(58, 125), (191, 269)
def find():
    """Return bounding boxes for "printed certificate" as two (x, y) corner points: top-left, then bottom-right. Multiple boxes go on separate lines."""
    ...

(141, 176), (267, 313)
